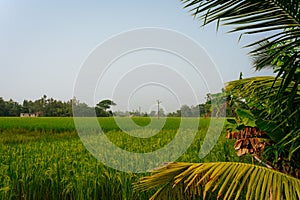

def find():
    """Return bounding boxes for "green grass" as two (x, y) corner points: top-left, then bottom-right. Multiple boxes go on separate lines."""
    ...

(0, 117), (251, 199)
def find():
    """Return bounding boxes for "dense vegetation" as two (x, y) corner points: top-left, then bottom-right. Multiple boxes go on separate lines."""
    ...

(0, 96), (115, 117)
(0, 117), (244, 199)
(0, 95), (77, 117)
(0, 94), (233, 118)
(136, 0), (300, 199)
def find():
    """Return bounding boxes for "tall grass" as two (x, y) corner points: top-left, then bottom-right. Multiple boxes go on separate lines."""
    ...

(0, 117), (250, 199)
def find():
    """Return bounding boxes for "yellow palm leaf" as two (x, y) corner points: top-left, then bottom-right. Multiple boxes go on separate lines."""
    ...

(134, 162), (300, 200)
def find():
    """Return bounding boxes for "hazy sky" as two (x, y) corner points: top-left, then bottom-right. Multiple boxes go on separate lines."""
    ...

(0, 1), (275, 112)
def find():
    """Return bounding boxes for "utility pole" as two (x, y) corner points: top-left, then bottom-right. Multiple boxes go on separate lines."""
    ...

(157, 100), (161, 119)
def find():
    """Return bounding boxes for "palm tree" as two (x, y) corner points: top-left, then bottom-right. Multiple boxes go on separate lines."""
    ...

(135, 1), (300, 199)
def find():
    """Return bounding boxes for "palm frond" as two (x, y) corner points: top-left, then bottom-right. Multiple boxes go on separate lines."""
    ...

(225, 76), (300, 97)
(134, 162), (300, 200)
(181, 0), (300, 106)
(181, 0), (299, 32)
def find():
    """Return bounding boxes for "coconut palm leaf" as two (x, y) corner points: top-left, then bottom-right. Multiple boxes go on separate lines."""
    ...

(181, 0), (299, 38)
(135, 162), (300, 200)
(181, 0), (300, 109)
(225, 76), (300, 105)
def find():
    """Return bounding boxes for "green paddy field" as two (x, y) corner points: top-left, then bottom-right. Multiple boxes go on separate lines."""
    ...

(0, 117), (250, 199)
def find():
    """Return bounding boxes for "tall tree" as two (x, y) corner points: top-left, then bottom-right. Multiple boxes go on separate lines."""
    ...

(95, 99), (116, 117)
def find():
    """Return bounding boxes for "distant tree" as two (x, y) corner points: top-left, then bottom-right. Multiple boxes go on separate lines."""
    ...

(22, 100), (32, 113)
(64, 100), (73, 117)
(6, 99), (22, 116)
(149, 110), (156, 117)
(180, 105), (192, 117)
(129, 110), (139, 116)
(96, 99), (116, 111)
(158, 108), (165, 117)
(198, 104), (207, 117)
(73, 102), (95, 117)
(190, 105), (200, 117)
(0, 96), (90, 117)
(0, 97), (6, 116)
(95, 99), (116, 117)
(113, 110), (129, 117)
(167, 110), (181, 117)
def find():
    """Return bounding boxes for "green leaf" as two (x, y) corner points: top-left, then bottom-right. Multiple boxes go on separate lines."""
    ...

(255, 119), (285, 142)
(236, 108), (256, 127)
(236, 124), (245, 131)
(226, 118), (238, 125)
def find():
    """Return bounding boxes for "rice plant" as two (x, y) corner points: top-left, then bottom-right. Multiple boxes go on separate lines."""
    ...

(0, 117), (244, 199)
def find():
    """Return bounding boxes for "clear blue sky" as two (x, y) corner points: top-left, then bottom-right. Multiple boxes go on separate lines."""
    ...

(0, 1), (275, 112)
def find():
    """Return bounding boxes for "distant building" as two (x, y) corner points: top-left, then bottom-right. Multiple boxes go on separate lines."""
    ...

(20, 113), (30, 117)
(20, 113), (40, 117)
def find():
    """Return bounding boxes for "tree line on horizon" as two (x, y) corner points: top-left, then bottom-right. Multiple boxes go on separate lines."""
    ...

(0, 95), (112, 117)
(0, 93), (234, 117)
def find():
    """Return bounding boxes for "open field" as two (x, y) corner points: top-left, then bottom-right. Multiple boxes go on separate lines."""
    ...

(0, 117), (251, 199)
